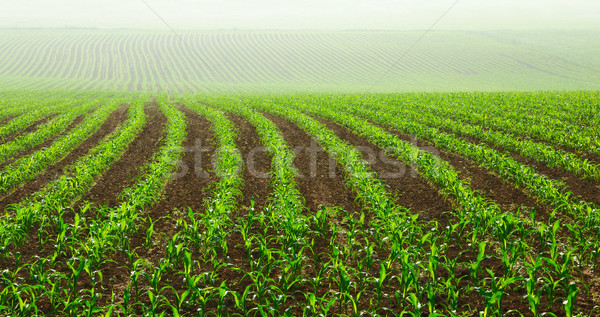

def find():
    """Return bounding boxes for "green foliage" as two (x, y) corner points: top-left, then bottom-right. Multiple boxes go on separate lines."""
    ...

(0, 90), (597, 316)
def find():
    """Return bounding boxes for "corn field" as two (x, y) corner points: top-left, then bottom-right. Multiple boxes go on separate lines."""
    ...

(0, 90), (599, 316)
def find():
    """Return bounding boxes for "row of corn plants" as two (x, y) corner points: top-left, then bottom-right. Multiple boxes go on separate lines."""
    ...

(380, 94), (600, 158)
(181, 100), (245, 255)
(208, 98), (316, 314)
(205, 97), (308, 251)
(371, 98), (600, 183)
(448, 92), (599, 141)
(267, 94), (597, 316)
(0, 99), (82, 141)
(387, 92), (599, 141)
(249, 100), (455, 315)
(106, 100), (246, 315)
(0, 91), (77, 121)
(436, 92), (597, 141)
(0, 100), (97, 165)
(0, 98), (124, 195)
(0, 97), (187, 316)
(0, 98), (146, 251)
(317, 95), (600, 233)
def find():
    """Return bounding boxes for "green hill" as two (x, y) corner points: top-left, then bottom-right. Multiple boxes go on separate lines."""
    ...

(0, 29), (598, 92)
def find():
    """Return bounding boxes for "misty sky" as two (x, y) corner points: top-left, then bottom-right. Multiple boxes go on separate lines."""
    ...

(1, 0), (599, 30)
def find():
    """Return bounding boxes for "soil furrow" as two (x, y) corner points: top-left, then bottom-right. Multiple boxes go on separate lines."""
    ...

(379, 126), (551, 220)
(0, 105), (129, 212)
(0, 114), (86, 170)
(131, 106), (216, 258)
(313, 116), (453, 225)
(263, 112), (362, 215)
(78, 103), (165, 208)
(448, 132), (600, 207)
(1, 114), (58, 144)
(229, 113), (273, 213)
(97, 106), (217, 308)
(0, 115), (15, 126)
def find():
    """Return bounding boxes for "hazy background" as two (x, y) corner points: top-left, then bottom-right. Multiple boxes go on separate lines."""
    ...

(1, 0), (599, 30)
(1, 1), (599, 92)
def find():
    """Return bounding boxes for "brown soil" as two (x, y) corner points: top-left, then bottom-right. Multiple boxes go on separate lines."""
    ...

(1, 114), (57, 144)
(449, 131), (600, 207)
(0, 114), (86, 170)
(383, 127), (550, 220)
(263, 112), (362, 215)
(314, 116), (454, 225)
(78, 103), (165, 208)
(229, 113), (273, 213)
(135, 106), (216, 255)
(96, 106), (217, 307)
(0, 105), (129, 212)
(0, 115), (15, 126)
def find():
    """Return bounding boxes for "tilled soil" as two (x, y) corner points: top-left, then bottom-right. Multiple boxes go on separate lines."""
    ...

(314, 116), (454, 226)
(0, 105), (129, 211)
(97, 106), (217, 307)
(0, 115), (16, 126)
(263, 112), (362, 215)
(132, 106), (217, 256)
(0, 114), (86, 170)
(78, 103), (165, 208)
(230, 113), (273, 213)
(450, 131), (600, 207)
(1, 114), (57, 144)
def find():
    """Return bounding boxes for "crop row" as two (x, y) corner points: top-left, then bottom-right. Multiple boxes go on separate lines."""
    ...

(0, 98), (144, 250)
(389, 98), (600, 183)
(0, 101), (97, 165)
(0, 93), (598, 316)
(253, 95), (598, 315)
(381, 94), (600, 158)
(0, 98), (125, 196)
(0, 98), (189, 315)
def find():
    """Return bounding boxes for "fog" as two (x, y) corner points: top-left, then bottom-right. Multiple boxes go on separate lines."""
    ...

(1, 0), (599, 30)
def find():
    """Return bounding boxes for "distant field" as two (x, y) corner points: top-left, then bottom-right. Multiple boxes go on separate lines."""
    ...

(0, 29), (599, 92)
